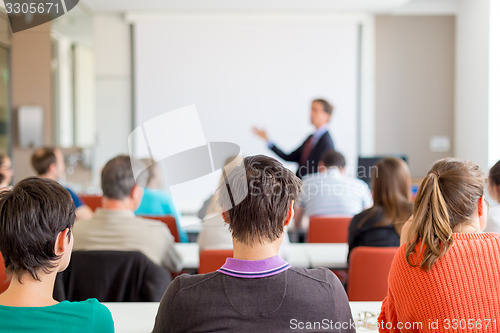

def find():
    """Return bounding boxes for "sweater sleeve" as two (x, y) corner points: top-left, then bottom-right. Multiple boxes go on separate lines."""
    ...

(152, 277), (182, 333)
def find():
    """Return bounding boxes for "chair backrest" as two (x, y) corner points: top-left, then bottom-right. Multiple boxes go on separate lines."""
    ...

(199, 249), (233, 274)
(79, 195), (102, 211)
(308, 216), (351, 243)
(347, 246), (398, 301)
(140, 215), (180, 242)
(54, 251), (171, 302)
(0, 253), (10, 294)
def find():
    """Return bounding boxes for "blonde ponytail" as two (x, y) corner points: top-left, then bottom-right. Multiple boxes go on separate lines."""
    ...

(405, 159), (484, 270)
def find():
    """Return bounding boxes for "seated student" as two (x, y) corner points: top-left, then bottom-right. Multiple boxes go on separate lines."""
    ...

(348, 157), (412, 258)
(485, 160), (500, 233)
(197, 156), (291, 258)
(294, 150), (373, 229)
(134, 158), (188, 242)
(0, 154), (13, 190)
(31, 147), (93, 220)
(73, 155), (182, 273)
(379, 159), (500, 332)
(153, 155), (355, 333)
(0, 177), (114, 332)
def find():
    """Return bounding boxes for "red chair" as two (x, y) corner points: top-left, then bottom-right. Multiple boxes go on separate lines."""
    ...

(140, 215), (181, 243)
(79, 195), (103, 212)
(347, 246), (398, 301)
(198, 249), (233, 274)
(308, 216), (351, 243)
(0, 253), (10, 294)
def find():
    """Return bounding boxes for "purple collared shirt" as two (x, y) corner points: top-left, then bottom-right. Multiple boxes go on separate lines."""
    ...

(217, 255), (291, 278)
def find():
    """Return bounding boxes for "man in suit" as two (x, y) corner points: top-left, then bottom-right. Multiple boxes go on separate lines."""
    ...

(253, 99), (335, 178)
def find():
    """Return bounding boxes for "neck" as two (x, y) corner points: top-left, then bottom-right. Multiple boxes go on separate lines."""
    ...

(102, 197), (134, 211)
(40, 173), (57, 181)
(232, 235), (283, 260)
(0, 271), (58, 307)
(452, 217), (482, 234)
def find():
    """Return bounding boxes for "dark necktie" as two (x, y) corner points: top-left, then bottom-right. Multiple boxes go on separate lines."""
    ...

(300, 136), (314, 166)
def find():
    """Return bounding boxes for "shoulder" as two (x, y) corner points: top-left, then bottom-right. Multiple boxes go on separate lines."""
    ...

(320, 131), (334, 144)
(355, 207), (383, 222)
(144, 189), (170, 201)
(288, 267), (343, 289)
(301, 172), (322, 185)
(64, 186), (78, 196)
(64, 298), (108, 310)
(72, 217), (96, 232)
(351, 209), (371, 223)
(88, 299), (114, 332)
(83, 298), (112, 315)
(135, 216), (170, 229)
(163, 272), (220, 302)
(349, 177), (371, 190)
(59, 299), (114, 327)
(175, 271), (220, 290)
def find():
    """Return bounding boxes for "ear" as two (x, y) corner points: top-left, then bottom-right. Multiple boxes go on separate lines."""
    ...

(131, 184), (142, 200)
(340, 167), (346, 175)
(477, 195), (485, 218)
(48, 162), (57, 175)
(284, 200), (294, 227)
(130, 185), (144, 209)
(494, 185), (500, 202)
(54, 228), (70, 256)
(221, 211), (229, 224)
(318, 161), (326, 172)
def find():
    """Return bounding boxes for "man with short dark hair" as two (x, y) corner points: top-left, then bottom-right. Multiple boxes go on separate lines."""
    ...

(73, 155), (181, 272)
(253, 99), (335, 178)
(152, 155), (355, 332)
(31, 147), (93, 220)
(294, 150), (373, 229)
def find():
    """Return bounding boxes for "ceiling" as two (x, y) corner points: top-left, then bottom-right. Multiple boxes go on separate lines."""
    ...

(81, 0), (456, 14)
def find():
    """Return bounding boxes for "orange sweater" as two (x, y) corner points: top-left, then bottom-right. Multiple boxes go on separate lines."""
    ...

(379, 233), (500, 333)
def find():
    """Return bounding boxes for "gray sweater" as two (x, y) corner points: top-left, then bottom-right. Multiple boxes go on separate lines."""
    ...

(153, 267), (356, 332)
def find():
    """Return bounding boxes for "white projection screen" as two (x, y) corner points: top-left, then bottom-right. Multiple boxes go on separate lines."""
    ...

(133, 15), (359, 211)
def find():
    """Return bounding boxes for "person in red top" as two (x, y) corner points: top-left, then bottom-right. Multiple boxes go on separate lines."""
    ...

(379, 159), (500, 333)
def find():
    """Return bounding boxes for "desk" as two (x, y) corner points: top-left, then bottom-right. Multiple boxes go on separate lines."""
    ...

(306, 243), (348, 269)
(103, 301), (381, 333)
(175, 243), (348, 270)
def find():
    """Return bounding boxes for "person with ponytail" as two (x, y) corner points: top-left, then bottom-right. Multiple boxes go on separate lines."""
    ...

(485, 160), (500, 233)
(378, 159), (500, 332)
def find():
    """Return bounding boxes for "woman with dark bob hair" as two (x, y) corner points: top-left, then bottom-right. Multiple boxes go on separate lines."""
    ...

(0, 177), (114, 332)
(379, 159), (500, 332)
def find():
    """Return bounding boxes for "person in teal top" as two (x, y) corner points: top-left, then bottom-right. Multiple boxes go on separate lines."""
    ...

(0, 177), (114, 332)
(134, 159), (188, 243)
